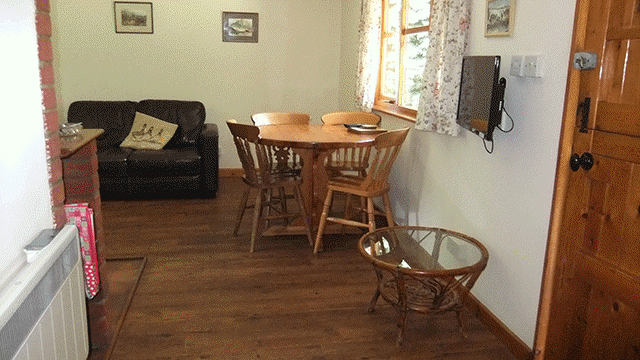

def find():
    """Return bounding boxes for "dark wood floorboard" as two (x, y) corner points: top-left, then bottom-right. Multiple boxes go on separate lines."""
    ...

(101, 176), (517, 360)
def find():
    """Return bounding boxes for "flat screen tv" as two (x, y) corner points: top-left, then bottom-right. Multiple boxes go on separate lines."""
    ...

(456, 55), (506, 142)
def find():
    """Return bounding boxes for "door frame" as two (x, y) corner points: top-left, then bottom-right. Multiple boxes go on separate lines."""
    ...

(533, 0), (591, 357)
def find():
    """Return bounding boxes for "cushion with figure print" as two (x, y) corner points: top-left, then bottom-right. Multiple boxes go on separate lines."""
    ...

(120, 112), (178, 150)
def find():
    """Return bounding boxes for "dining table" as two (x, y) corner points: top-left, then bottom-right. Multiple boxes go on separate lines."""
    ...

(257, 123), (380, 235)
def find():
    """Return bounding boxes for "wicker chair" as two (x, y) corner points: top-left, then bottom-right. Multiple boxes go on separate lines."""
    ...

(227, 120), (314, 252)
(313, 127), (410, 253)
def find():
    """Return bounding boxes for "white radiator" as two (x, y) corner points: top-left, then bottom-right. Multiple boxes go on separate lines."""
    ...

(0, 225), (89, 360)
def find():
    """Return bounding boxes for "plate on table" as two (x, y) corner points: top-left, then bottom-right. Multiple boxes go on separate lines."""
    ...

(347, 126), (388, 134)
(343, 123), (378, 129)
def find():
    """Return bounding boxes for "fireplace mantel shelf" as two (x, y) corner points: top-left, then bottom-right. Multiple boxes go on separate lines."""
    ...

(60, 129), (104, 158)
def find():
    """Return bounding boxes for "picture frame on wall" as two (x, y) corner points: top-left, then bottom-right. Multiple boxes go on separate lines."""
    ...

(485, 0), (515, 37)
(222, 12), (259, 43)
(114, 2), (153, 34)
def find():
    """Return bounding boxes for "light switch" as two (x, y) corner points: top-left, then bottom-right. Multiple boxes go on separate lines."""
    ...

(523, 55), (544, 77)
(510, 55), (524, 77)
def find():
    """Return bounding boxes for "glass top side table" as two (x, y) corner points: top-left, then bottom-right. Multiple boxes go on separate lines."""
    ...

(358, 226), (489, 345)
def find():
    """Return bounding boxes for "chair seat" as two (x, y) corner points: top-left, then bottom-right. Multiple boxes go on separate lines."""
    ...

(328, 175), (390, 198)
(314, 127), (410, 253)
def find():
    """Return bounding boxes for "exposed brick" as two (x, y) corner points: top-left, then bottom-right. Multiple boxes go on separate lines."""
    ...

(50, 180), (66, 207)
(49, 157), (63, 183)
(94, 226), (104, 248)
(62, 154), (99, 178)
(52, 205), (67, 229)
(36, 0), (50, 12)
(43, 111), (59, 133)
(45, 135), (61, 159)
(38, 37), (53, 62)
(69, 139), (98, 158)
(86, 314), (114, 347)
(63, 173), (100, 197)
(41, 87), (57, 110)
(36, 13), (52, 36)
(40, 64), (54, 85)
(65, 190), (101, 210)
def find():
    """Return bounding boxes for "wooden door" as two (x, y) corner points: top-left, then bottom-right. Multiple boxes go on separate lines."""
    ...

(535, 0), (640, 358)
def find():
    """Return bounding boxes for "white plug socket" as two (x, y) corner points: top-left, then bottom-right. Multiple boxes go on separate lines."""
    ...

(510, 55), (524, 77)
(523, 55), (544, 77)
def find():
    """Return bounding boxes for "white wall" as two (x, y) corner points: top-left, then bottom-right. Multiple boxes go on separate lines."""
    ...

(49, 0), (578, 349)
(0, 2), (54, 289)
(51, 0), (342, 169)
(376, 0), (577, 347)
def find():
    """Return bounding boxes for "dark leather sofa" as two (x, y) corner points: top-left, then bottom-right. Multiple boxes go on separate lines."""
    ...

(67, 100), (218, 199)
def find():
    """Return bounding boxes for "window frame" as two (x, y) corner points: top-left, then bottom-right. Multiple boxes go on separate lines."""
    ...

(373, 0), (430, 122)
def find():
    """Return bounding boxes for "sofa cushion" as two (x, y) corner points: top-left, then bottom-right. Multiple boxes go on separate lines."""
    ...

(127, 146), (201, 177)
(120, 112), (178, 150)
(97, 147), (133, 178)
(67, 101), (137, 149)
(136, 100), (205, 147)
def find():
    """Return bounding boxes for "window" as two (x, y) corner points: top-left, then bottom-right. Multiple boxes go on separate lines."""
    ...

(374, 0), (431, 120)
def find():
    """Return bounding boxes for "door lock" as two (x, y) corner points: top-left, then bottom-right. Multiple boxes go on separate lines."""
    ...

(577, 97), (591, 133)
(570, 152), (594, 171)
(573, 52), (597, 70)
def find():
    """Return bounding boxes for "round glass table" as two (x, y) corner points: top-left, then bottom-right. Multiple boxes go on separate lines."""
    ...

(358, 226), (489, 345)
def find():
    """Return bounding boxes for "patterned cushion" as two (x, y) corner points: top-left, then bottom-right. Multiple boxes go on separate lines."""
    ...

(120, 112), (178, 150)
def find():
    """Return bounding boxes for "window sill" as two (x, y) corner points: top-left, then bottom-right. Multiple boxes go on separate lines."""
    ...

(373, 104), (417, 123)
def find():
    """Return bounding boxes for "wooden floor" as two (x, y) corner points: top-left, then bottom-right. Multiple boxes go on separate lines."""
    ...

(101, 176), (517, 360)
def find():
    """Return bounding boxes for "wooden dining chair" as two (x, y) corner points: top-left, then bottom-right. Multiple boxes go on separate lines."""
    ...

(250, 112), (310, 212)
(313, 127), (410, 253)
(321, 111), (381, 126)
(321, 111), (382, 177)
(251, 112), (310, 125)
(227, 120), (314, 252)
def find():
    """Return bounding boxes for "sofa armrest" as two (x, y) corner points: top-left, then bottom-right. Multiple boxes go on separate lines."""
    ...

(199, 123), (219, 197)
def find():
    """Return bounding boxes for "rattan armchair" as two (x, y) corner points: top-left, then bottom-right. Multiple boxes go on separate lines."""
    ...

(227, 120), (314, 252)
(313, 127), (410, 253)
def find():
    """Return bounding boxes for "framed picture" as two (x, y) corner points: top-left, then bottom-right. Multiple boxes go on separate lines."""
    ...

(222, 12), (258, 43)
(114, 2), (153, 34)
(485, 0), (515, 37)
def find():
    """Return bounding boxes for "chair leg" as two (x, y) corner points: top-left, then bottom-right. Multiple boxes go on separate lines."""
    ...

(250, 189), (264, 253)
(382, 192), (395, 227)
(234, 187), (250, 236)
(360, 196), (367, 223)
(293, 185), (314, 247)
(279, 187), (288, 220)
(367, 197), (376, 233)
(314, 189), (334, 253)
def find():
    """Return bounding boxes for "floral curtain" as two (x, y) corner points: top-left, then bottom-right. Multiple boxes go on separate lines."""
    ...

(414, 0), (471, 136)
(355, 0), (382, 111)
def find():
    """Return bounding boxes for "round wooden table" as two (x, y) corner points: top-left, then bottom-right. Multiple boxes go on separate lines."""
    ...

(258, 124), (379, 232)
(358, 226), (489, 345)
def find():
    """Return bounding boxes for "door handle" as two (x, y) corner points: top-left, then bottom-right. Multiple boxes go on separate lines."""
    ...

(569, 152), (594, 171)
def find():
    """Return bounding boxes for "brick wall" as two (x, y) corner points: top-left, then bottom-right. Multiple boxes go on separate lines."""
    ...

(36, 0), (66, 228)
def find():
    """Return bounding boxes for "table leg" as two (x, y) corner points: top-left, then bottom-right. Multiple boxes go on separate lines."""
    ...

(295, 148), (315, 223)
(295, 148), (331, 227)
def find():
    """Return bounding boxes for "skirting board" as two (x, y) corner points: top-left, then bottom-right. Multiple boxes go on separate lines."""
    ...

(465, 293), (533, 360)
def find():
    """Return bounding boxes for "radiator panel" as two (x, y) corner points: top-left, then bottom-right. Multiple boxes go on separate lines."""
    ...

(0, 226), (88, 360)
